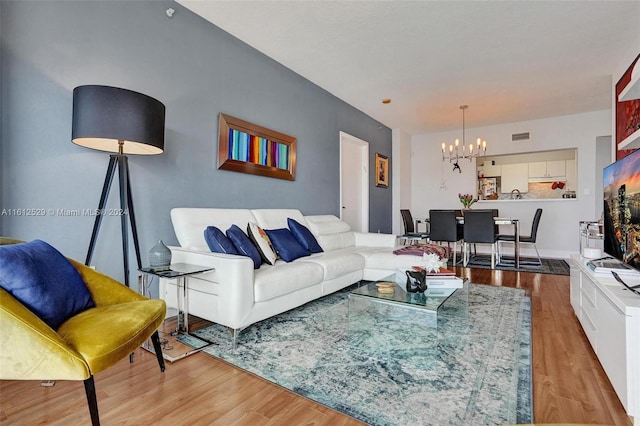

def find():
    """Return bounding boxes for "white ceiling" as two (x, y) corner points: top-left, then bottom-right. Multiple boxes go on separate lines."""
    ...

(177, 0), (640, 135)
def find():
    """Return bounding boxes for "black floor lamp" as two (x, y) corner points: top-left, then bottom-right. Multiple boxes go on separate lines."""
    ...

(72, 85), (165, 287)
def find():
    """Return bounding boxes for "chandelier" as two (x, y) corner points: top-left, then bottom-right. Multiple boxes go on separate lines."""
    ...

(441, 105), (487, 173)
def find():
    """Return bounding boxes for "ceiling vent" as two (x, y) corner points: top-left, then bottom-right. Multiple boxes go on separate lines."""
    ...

(512, 132), (530, 142)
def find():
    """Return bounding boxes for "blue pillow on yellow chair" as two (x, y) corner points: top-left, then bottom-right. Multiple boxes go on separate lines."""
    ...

(0, 239), (94, 329)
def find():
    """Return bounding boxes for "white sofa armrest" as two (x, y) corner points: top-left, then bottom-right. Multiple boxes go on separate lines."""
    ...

(353, 232), (397, 248)
(168, 246), (255, 330)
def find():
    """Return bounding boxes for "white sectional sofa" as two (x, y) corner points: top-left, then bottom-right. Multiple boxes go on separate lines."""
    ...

(160, 208), (430, 341)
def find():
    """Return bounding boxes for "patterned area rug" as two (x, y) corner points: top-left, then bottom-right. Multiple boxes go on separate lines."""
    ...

(455, 254), (570, 275)
(195, 283), (532, 425)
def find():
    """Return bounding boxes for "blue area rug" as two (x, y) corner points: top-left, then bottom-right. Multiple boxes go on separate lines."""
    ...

(194, 283), (532, 425)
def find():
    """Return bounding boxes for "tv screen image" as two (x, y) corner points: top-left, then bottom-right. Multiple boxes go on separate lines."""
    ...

(603, 148), (640, 271)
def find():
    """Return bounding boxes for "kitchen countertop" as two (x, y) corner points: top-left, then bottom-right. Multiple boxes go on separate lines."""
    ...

(476, 198), (578, 203)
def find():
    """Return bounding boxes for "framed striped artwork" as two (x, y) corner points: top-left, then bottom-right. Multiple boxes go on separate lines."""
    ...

(217, 113), (296, 181)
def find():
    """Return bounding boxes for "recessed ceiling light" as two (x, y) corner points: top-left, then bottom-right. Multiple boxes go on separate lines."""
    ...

(382, 99), (391, 104)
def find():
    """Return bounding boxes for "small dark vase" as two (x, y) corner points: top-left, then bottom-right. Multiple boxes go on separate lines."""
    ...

(406, 269), (428, 293)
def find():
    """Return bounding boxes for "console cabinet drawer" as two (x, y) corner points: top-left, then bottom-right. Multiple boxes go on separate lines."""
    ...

(581, 275), (597, 307)
(570, 254), (639, 418)
(581, 300), (598, 350)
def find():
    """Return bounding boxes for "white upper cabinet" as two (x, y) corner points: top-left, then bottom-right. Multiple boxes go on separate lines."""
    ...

(501, 163), (529, 193)
(482, 162), (501, 177)
(528, 160), (566, 181)
(565, 159), (577, 191)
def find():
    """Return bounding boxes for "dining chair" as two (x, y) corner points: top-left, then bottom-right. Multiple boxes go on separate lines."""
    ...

(399, 209), (430, 245)
(462, 209), (498, 268)
(498, 208), (543, 267)
(428, 209), (463, 265)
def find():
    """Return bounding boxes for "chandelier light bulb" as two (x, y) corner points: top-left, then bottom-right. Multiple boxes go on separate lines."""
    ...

(440, 105), (487, 171)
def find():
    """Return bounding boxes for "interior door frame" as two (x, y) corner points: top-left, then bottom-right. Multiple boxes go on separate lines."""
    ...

(339, 131), (369, 232)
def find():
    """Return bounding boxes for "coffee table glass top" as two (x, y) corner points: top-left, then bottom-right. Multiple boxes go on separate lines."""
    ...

(350, 274), (464, 312)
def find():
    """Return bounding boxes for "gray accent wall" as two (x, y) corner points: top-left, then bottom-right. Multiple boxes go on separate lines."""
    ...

(0, 1), (392, 283)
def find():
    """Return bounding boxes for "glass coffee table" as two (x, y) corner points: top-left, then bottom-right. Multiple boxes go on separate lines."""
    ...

(349, 272), (469, 328)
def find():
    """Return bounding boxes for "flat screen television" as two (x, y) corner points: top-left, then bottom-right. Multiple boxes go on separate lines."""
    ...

(603, 147), (640, 271)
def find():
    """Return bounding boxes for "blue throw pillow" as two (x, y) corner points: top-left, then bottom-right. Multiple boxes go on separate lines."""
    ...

(287, 218), (323, 253)
(204, 226), (238, 254)
(226, 225), (262, 269)
(0, 239), (95, 330)
(265, 228), (311, 262)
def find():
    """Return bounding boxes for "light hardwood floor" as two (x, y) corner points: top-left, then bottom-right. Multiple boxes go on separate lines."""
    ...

(0, 267), (633, 425)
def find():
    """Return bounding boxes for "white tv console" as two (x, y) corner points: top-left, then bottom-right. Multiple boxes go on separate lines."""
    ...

(570, 253), (640, 425)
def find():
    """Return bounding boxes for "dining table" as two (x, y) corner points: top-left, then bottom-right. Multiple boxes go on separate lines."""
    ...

(422, 215), (520, 269)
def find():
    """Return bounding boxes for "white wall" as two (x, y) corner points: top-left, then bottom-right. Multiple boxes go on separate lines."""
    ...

(410, 110), (611, 259)
(392, 128), (413, 235)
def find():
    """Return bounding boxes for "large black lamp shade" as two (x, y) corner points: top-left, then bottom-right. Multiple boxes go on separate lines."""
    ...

(72, 85), (165, 155)
(72, 85), (166, 287)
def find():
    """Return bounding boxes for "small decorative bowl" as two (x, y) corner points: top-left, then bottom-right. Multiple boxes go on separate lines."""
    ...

(375, 282), (396, 294)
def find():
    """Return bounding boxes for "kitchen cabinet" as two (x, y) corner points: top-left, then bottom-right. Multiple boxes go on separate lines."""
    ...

(500, 163), (528, 193)
(565, 159), (576, 191)
(528, 160), (566, 181)
(481, 162), (501, 177)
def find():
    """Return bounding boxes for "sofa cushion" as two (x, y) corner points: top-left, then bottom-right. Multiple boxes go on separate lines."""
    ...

(304, 215), (355, 251)
(303, 248), (364, 280)
(305, 215), (352, 236)
(251, 209), (307, 230)
(0, 239), (95, 330)
(171, 208), (257, 251)
(226, 225), (262, 269)
(254, 262), (323, 302)
(247, 222), (277, 265)
(288, 218), (323, 253)
(204, 226), (238, 255)
(265, 228), (310, 262)
(355, 246), (425, 272)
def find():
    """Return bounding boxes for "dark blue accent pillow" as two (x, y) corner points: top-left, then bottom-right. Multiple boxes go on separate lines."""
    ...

(204, 226), (238, 254)
(0, 239), (95, 330)
(226, 225), (262, 269)
(287, 218), (323, 253)
(265, 228), (311, 262)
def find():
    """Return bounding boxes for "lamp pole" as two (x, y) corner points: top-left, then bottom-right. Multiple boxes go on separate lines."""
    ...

(85, 141), (142, 287)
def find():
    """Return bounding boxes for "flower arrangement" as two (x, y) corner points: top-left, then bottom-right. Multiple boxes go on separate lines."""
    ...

(423, 252), (447, 273)
(458, 193), (476, 209)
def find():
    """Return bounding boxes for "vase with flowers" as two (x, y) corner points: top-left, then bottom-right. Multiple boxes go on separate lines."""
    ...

(458, 193), (476, 210)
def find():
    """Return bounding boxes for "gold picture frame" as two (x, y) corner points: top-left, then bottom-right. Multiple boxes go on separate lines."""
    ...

(218, 113), (296, 181)
(375, 153), (389, 188)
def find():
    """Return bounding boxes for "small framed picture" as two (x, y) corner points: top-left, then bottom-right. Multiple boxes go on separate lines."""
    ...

(375, 153), (389, 188)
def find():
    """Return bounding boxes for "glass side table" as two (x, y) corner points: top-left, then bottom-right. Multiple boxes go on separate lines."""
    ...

(139, 263), (214, 361)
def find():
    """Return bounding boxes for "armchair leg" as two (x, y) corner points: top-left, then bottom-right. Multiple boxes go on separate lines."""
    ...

(150, 331), (166, 372)
(83, 376), (100, 426)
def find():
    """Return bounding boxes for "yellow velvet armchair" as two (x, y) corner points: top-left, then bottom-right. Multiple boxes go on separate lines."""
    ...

(0, 257), (166, 425)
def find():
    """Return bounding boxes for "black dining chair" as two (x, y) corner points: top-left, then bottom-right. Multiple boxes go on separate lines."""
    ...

(399, 209), (429, 245)
(498, 208), (543, 267)
(428, 209), (463, 265)
(462, 209), (498, 268)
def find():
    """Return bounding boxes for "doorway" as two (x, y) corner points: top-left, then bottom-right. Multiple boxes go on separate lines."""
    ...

(340, 132), (369, 232)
